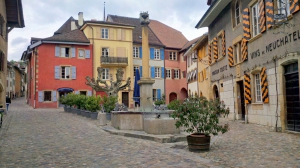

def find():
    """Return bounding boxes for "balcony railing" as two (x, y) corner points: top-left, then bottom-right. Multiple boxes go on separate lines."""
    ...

(100, 56), (128, 65)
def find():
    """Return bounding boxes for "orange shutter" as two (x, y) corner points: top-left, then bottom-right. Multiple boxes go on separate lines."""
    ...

(290, 0), (300, 14)
(241, 38), (248, 61)
(242, 8), (251, 40)
(213, 37), (218, 61)
(260, 67), (269, 103)
(221, 30), (226, 57)
(259, 0), (266, 33)
(208, 43), (212, 65)
(265, 0), (274, 29)
(228, 46), (234, 67)
(244, 74), (252, 104)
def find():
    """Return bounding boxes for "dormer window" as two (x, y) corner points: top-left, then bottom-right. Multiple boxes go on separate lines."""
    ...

(232, 0), (241, 27)
(235, 0), (240, 25)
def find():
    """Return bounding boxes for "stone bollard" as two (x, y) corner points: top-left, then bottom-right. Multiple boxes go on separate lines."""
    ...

(98, 113), (107, 126)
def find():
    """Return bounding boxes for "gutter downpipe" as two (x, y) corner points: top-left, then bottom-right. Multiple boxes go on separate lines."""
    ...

(274, 58), (279, 132)
(87, 25), (95, 95)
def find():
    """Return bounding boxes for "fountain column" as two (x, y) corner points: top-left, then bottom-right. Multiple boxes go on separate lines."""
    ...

(137, 12), (155, 111)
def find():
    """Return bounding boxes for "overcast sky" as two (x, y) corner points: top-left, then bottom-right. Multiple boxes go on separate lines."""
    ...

(8, 0), (209, 61)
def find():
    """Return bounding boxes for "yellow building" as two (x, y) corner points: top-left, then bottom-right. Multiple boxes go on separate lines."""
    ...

(80, 13), (135, 108)
(193, 34), (211, 99)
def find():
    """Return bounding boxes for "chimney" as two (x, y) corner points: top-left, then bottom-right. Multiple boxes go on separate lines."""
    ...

(78, 12), (83, 26)
(71, 20), (77, 30)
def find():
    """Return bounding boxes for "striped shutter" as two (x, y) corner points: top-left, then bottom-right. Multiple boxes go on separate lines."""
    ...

(71, 47), (76, 58)
(221, 30), (226, 57)
(241, 38), (248, 62)
(54, 66), (60, 79)
(55, 46), (60, 57)
(160, 49), (164, 60)
(85, 50), (90, 58)
(243, 8), (251, 40)
(265, 0), (274, 29)
(151, 67), (155, 78)
(157, 89), (161, 100)
(208, 43), (212, 65)
(139, 47), (142, 58)
(150, 48), (154, 59)
(52, 91), (57, 102)
(38, 91), (43, 102)
(140, 66), (142, 77)
(290, 0), (300, 14)
(161, 67), (165, 78)
(213, 37), (218, 61)
(259, 0), (266, 33)
(72, 66), (76, 79)
(244, 74), (252, 104)
(260, 67), (269, 103)
(228, 46), (234, 67)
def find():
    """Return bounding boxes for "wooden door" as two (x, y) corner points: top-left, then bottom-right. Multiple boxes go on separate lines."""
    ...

(122, 92), (129, 107)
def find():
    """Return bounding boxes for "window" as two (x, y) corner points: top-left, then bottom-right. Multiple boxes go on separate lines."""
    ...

(133, 47), (139, 58)
(255, 74), (262, 102)
(277, 0), (290, 16)
(218, 36), (222, 58)
(102, 28), (109, 39)
(155, 67), (161, 78)
(251, 3), (260, 37)
(61, 66), (70, 79)
(80, 91), (87, 95)
(153, 89), (157, 101)
(133, 66), (139, 76)
(102, 48), (109, 56)
(78, 49), (85, 58)
(60, 47), (70, 57)
(174, 70), (179, 79)
(44, 91), (52, 101)
(102, 68), (109, 80)
(233, 41), (241, 64)
(169, 52), (177, 60)
(166, 69), (171, 78)
(235, 0), (240, 25)
(154, 49), (160, 60)
(0, 51), (4, 71)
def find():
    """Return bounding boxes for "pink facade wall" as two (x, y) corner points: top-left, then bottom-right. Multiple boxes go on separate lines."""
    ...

(164, 50), (187, 104)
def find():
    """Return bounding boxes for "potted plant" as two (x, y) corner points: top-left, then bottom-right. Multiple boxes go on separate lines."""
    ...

(102, 95), (118, 120)
(85, 96), (101, 120)
(59, 96), (67, 112)
(170, 96), (229, 152)
(64, 94), (73, 112)
(74, 94), (84, 115)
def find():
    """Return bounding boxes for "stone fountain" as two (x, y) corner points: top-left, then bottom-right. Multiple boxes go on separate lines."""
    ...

(86, 12), (179, 135)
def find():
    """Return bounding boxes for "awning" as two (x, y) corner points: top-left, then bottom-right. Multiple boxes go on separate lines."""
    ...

(57, 88), (74, 92)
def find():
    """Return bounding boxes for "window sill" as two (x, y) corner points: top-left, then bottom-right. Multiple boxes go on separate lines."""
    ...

(251, 102), (263, 105)
(42, 101), (53, 103)
(248, 34), (262, 43)
(217, 56), (225, 62)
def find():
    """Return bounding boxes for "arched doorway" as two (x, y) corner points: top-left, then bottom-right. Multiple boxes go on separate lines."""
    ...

(180, 88), (188, 100)
(57, 87), (74, 107)
(213, 85), (219, 99)
(169, 92), (177, 102)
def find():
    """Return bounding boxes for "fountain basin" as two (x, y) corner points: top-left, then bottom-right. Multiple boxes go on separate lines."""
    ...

(111, 111), (175, 132)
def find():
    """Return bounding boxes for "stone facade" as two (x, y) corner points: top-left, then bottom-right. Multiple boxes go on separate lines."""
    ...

(196, 0), (300, 132)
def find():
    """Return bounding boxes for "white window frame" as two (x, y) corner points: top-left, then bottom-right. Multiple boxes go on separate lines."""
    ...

(102, 68), (110, 80)
(44, 91), (52, 102)
(155, 67), (161, 78)
(277, 0), (290, 16)
(233, 41), (241, 64)
(254, 73), (262, 102)
(251, 3), (260, 37)
(235, 0), (241, 25)
(174, 69), (179, 79)
(61, 66), (70, 79)
(78, 49), (85, 58)
(133, 66), (139, 76)
(169, 52), (177, 60)
(102, 48), (109, 57)
(60, 47), (70, 57)
(101, 28), (109, 39)
(133, 47), (139, 58)
(154, 49), (160, 60)
(166, 69), (171, 78)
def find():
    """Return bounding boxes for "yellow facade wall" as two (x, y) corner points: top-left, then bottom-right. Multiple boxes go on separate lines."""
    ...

(82, 23), (135, 108)
(197, 41), (211, 99)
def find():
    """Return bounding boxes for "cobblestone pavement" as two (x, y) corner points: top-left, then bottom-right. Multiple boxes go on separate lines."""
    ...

(0, 98), (299, 168)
